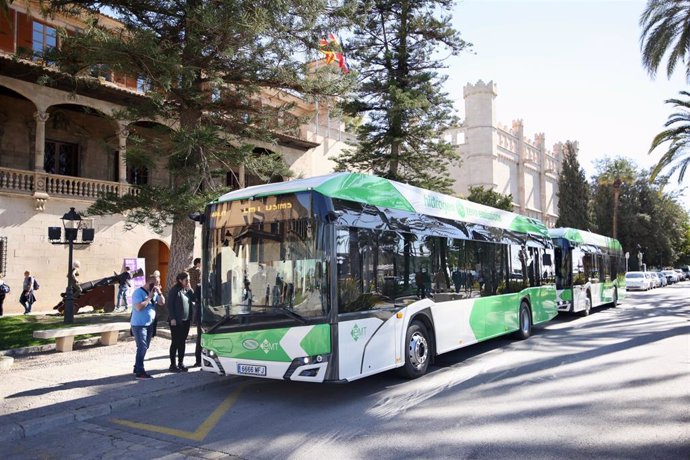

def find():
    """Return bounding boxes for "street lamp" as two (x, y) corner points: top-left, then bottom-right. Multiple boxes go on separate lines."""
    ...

(48, 207), (94, 324)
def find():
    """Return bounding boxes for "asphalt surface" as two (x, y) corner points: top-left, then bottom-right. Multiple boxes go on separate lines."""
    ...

(0, 329), (223, 443)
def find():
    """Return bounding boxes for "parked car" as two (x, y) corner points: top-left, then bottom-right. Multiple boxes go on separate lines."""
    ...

(679, 265), (690, 280)
(646, 272), (660, 288)
(655, 272), (668, 287)
(674, 269), (686, 281)
(625, 271), (651, 291)
(662, 270), (678, 284)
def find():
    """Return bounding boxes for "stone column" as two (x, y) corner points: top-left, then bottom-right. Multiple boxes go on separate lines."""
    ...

(535, 133), (547, 223)
(33, 110), (50, 172)
(513, 120), (526, 214)
(117, 124), (130, 183)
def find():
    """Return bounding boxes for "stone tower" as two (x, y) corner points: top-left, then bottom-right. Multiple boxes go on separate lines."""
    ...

(447, 80), (562, 227)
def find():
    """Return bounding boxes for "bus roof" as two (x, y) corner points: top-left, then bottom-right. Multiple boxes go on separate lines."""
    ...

(548, 227), (623, 251)
(214, 172), (550, 237)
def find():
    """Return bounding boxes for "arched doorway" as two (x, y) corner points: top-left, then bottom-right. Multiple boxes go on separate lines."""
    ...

(138, 240), (170, 291)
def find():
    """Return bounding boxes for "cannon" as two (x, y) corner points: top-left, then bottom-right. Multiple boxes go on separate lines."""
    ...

(54, 268), (144, 314)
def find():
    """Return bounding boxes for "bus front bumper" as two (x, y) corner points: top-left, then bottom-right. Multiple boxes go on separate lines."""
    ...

(201, 348), (330, 383)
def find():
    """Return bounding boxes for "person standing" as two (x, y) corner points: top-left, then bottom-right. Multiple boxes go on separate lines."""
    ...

(0, 273), (8, 316)
(131, 274), (165, 379)
(166, 272), (195, 372)
(187, 258), (203, 367)
(115, 266), (132, 312)
(20, 270), (36, 314)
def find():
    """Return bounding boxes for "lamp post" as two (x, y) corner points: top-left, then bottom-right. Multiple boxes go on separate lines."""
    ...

(48, 208), (94, 324)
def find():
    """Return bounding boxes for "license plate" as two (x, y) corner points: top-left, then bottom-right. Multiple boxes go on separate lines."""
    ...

(237, 364), (267, 376)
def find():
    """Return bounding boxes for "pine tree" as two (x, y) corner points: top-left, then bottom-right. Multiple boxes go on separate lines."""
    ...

(555, 141), (591, 230)
(43, 0), (355, 286)
(466, 186), (513, 211)
(334, 0), (471, 194)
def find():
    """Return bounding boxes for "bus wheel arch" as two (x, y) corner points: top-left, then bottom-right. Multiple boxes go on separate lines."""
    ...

(398, 315), (434, 379)
(515, 299), (532, 340)
(410, 311), (436, 363)
(581, 290), (592, 316)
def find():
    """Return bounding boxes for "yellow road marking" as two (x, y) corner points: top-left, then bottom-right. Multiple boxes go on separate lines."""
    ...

(111, 383), (246, 441)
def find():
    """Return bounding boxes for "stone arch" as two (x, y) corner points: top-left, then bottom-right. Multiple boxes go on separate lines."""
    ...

(0, 76), (42, 110)
(138, 239), (170, 292)
(0, 85), (37, 165)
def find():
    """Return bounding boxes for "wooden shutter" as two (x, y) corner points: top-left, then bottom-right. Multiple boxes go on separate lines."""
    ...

(0, 9), (16, 52)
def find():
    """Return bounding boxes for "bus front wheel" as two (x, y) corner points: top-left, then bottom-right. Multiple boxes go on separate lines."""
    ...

(515, 302), (532, 340)
(398, 321), (431, 379)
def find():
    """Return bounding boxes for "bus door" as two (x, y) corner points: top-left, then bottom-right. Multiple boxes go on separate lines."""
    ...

(335, 228), (399, 380)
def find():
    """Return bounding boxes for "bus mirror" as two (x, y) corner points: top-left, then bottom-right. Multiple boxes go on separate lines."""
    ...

(189, 212), (206, 224)
(327, 211), (342, 222)
(542, 254), (552, 266)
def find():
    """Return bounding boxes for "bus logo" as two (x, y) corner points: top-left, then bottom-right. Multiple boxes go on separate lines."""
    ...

(260, 339), (279, 354)
(351, 324), (367, 342)
(242, 339), (259, 350)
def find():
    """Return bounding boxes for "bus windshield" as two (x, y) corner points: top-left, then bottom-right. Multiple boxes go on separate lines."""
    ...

(202, 195), (328, 328)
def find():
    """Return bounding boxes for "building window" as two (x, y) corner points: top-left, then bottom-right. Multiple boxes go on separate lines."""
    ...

(0, 236), (7, 277)
(226, 171), (241, 190)
(136, 77), (151, 94)
(32, 21), (57, 61)
(127, 166), (149, 185)
(44, 140), (79, 177)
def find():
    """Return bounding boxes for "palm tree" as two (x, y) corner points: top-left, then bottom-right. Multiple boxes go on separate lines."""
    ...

(595, 158), (635, 240)
(640, 0), (690, 81)
(649, 91), (690, 183)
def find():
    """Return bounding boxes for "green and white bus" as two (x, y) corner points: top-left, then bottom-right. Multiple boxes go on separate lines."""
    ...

(199, 173), (558, 382)
(549, 228), (625, 316)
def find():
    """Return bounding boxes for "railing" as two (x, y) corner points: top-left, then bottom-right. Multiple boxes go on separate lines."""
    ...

(497, 129), (518, 153)
(543, 154), (558, 173)
(0, 167), (139, 200)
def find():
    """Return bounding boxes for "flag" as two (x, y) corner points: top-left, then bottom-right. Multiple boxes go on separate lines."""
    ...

(319, 33), (349, 74)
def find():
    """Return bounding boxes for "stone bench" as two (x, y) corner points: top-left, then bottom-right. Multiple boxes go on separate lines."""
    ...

(33, 322), (131, 352)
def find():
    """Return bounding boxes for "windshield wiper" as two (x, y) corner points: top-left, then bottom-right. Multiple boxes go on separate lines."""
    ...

(207, 312), (238, 333)
(206, 304), (308, 329)
(270, 306), (307, 324)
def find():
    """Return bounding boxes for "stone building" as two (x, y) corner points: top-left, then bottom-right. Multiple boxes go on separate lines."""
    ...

(446, 80), (563, 227)
(0, 1), (350, 313)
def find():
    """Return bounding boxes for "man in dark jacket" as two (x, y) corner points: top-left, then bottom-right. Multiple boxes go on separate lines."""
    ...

(187, 258), (202, 367)
(165, 272), (195, 372)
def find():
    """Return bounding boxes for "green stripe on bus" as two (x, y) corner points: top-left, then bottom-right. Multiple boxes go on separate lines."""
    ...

(299, 324), (331, 355)
(315, 174), (415, 212)
(468, 286), (557, 339)
(202, 325), (332, 362)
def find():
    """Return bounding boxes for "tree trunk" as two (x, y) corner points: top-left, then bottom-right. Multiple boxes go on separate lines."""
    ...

(163, 217), (196, 305)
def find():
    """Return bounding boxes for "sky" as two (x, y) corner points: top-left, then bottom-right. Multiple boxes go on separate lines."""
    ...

(444, 0), (688, 201)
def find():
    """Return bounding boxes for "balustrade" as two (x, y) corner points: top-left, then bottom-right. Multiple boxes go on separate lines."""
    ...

(0, 167), (139, 201)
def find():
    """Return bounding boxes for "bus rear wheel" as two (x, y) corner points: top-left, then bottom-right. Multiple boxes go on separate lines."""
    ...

(398, 320), (430, 379)
(515, 301), (532, 340)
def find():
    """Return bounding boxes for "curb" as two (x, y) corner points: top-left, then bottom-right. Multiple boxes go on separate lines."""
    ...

(0, 373), (227, 443)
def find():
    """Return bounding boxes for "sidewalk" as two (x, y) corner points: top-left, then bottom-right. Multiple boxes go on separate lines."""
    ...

(0, 329), (225, 444)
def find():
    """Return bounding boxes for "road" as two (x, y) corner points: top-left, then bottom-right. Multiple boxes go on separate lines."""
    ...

(5, 283), (689, 459)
